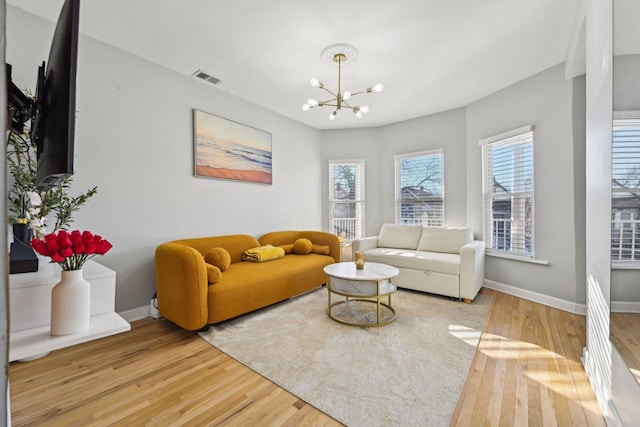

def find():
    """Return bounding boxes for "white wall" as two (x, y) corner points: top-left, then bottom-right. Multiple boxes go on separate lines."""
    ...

(466, 63), (584, 305)
(322, 65), (585, 306)
(379, 108), (468, 229)
(5, 4), (597, 314)
(583, 0), (614, 422)
(7, 6), (324, 311)
(321, 108), (467, 235)
(320, 127), (380, 235)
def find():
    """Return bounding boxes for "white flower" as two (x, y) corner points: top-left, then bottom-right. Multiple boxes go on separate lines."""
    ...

(26, 191), (42, 206)
(28, 218), (46, 238)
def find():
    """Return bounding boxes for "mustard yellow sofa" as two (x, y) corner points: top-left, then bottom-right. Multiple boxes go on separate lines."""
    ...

(154, 230), (340, 330)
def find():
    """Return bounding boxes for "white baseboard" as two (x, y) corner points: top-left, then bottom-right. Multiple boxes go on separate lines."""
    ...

(483, 279), (587, 315)
(119, 305), (151, 322)
(120, 280), (591, 322)
(611, 300), (640, 313)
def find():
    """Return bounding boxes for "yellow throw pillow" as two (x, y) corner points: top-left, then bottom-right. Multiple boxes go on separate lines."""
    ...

(293, 238), (313, 255)
(279, 244), (294, 254)
(204, 247), (231, 271)
(206, 263), (222, 284)
(312, 244), (330, 255)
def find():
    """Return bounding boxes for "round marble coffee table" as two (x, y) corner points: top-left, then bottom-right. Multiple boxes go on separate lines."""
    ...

(323, 262), (400, 327)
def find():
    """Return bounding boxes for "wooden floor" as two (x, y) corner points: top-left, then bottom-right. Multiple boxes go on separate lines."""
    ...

(9, 288), (606, 426)
(611, 312), (640, 384)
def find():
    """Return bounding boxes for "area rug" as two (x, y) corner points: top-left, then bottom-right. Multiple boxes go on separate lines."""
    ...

(199, 288), (491, 427)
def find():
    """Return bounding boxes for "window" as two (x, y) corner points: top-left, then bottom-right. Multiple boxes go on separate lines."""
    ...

(612, 114), (640, 261)
(329, 160), (365, 240)
(394, 150), (444, 227)
(481, 126), (534, 257)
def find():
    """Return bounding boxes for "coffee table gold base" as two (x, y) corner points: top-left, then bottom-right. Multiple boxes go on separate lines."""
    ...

(327, 298), (396, 327)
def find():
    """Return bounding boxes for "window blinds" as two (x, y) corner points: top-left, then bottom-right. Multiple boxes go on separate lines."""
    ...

(481, 128), (534, 256)
(328, 160), (365, 240)
(611, 117), (640, 261)
(394, 150), (444, 227)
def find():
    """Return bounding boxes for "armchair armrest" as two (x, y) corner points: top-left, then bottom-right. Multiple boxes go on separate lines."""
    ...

(155, 242), (209, 330)
(459, 240), (485, 302)
(352, 236), (379, 252)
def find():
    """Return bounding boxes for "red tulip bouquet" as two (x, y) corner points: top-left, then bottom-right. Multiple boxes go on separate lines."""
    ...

(31, 230), (113, 271)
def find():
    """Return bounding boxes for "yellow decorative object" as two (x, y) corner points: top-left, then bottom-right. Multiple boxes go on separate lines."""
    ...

(242, 245), (285, 262)
(293, 238), (313, 255)
(154, 231), (341, 330)
(205, 263), (222, 284)
(312, 244), (331, 255)
(355, 251), (365, 270)
(204, 247), (231, 271)
(279, 244), (294, 254)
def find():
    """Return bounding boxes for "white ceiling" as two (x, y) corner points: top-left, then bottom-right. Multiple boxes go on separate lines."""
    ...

(8, 0), (587, 130)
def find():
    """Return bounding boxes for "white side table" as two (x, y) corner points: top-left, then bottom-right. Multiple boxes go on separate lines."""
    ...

(340, 242), (352, 262)
(9, 259), (130, 362)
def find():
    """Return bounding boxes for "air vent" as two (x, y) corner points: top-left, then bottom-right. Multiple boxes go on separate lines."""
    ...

(192, 69), (222, 85)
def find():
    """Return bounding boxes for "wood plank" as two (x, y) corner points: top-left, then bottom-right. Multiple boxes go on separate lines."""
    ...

(9, 288), (604, 426)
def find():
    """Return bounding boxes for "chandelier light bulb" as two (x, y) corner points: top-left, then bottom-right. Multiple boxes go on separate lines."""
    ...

(360, 106), (370, 114)
(329, 111), (337, 121)
(343, 91), (351, 100)
(371, 83), (384, 93)
(355, 110), (363, 118)
(310, 77), (320, 88)
(307, 98), (319, 107)
(302, 103), (310, 111)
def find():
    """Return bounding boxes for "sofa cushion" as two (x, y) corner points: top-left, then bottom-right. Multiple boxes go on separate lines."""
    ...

(312, 244), (331, 255)
(363, 247), (460, 275)
(293, 238), (313, 254)
(377, 224), (423, 249)
(417, 227), (473, 254)
(208, 253), (335, 323)
(205, 263), (222, 283)
(279, 244), (294, 254)
(204, 247), (231, 271)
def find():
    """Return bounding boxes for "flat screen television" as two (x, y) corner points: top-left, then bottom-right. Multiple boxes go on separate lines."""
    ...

(6, 0), (80, 190)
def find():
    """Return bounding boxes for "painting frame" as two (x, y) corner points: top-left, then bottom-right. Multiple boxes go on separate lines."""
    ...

(193, 109), (273, 185)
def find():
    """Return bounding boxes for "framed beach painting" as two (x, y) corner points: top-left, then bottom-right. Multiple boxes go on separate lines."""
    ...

(193, 109), (272, 184)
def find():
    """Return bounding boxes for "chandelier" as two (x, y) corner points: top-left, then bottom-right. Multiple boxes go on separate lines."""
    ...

(302, 43), (383, 120)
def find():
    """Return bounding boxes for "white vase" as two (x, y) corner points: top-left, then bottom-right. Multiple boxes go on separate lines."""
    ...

(50, 269), (90, 336)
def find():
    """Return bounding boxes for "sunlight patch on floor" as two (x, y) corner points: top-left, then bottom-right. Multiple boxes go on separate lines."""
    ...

(448, 324), (482, 346)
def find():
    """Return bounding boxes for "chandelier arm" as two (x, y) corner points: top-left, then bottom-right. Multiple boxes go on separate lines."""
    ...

(319, 86), (338, 98)
(346, 89), (367, 98)
(340, 100), (356, 111)
(318, 97), (338, 106)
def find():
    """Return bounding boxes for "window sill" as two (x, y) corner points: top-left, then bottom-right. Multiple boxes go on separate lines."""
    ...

(485, 249), (550, 266)
(612, 261), (640, 270)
